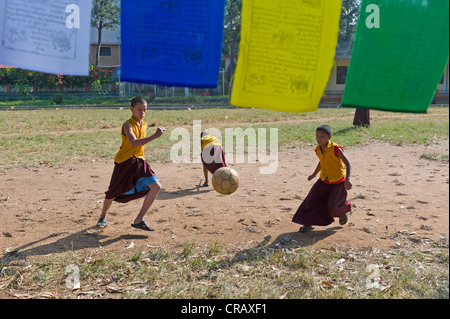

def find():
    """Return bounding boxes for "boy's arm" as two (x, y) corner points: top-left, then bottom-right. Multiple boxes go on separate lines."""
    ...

(308, 162), (321, 181)
(337, 148), (352, 190)
(123, 122), (165, 147)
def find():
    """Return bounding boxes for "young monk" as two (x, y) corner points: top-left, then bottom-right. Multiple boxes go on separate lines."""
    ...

(292, 125), (352, 232)
(97, 96), (165, 231)
(200, 130), (227, 186)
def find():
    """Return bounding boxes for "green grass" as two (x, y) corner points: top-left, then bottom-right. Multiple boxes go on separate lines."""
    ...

(0, 95), (229, 108)
(0, 96), (126, 108)
(0, 107), (448, 169)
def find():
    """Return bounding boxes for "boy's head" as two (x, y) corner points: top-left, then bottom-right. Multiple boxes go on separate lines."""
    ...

(316, 125), (332, 146)
(130, 96), (148, 121)
(200, 130), (209, 138)
(316, 125), (332, 136)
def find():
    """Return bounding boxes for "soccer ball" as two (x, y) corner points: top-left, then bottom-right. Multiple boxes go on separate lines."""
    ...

(212, 167), (239, 195)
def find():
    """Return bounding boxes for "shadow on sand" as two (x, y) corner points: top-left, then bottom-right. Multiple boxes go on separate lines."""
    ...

(2, 223), (342, 265)
(158, 184), (213, 200)
(231, 226), (342, 262)
(1, 227), (148, 263)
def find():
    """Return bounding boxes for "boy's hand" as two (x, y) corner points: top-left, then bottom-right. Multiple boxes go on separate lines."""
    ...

(154, 127), (166, 137)
(307, 174), (316, 181)
(345, 179), (352, 191)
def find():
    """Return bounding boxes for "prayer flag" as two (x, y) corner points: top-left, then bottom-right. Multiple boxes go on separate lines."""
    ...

(342, 0), (449, 113)
(0, 0), (92, 76)
(230, 0), (342, 113)
(121, 0), (226, 88)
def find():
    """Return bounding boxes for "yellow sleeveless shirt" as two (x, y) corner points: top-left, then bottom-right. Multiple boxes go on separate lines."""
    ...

(315, 141), (345, 183)
(201, 135), (222, 150)
(114, 117), (147, 164)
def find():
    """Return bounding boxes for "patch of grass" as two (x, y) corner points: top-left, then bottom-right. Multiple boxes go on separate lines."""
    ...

(1, 244), (448, 299)
(0, 107), (448, 169)
(208, 240), (222, 256)
(182, 243), (196, 257)
(421, 152), (449, 162)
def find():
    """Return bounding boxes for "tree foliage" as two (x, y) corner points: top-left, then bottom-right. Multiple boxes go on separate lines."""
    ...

(223, 0), (242, 55)
(339, 0), (362, 41)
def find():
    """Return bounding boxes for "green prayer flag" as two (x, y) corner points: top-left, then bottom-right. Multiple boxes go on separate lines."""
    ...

(342, 0), (449, 113)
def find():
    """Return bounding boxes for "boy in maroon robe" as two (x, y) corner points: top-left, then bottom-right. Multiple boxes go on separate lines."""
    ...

(97, 96), (165, 231)
(292, 125), (352, 232)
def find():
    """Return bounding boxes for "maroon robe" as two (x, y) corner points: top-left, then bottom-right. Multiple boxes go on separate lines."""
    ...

(292, 179), (351, 226)
(105, 157), (155, 203)
(201, 145), (227, 174)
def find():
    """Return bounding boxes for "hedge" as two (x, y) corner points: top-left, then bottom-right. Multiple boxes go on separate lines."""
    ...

(0, 66), (116, 87)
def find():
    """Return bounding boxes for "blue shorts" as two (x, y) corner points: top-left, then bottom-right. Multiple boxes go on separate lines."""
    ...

(122, 175), (160, 196)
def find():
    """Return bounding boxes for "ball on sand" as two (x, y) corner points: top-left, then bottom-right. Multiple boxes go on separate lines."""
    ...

(212, 167), (239, 195)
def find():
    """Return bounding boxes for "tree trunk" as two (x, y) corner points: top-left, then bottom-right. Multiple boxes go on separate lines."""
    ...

(95, 21), (103, 68)
(229, 6), (235, 85)
(353, 109), (371, 127)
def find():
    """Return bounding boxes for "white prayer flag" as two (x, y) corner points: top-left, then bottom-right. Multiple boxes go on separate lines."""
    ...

(0, 0), (92, 75)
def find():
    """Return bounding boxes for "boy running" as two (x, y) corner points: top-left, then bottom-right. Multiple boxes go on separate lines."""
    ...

(97, 96), (165, 231)
(292, 125), (352, 232)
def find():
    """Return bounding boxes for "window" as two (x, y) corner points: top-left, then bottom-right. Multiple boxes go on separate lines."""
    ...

(100, 47), (112, 57)
(336, 66), (348, 85)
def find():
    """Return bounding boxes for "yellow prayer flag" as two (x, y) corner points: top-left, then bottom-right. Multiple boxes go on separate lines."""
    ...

(231, 0), (342, 113)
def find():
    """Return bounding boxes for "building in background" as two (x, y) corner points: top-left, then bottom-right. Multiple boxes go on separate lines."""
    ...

(89, 27), (121, 68)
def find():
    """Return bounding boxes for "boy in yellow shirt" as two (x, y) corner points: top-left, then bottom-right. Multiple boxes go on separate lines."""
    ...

(292, 125), (352, 232)
(97, 96), (165, 231)
(200, 130), (227, 186)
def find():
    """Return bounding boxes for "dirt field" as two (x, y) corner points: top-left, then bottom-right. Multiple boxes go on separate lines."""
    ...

(1, 141), (449, 260)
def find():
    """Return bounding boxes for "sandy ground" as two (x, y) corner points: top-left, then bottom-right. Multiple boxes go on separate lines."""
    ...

(1, 141), (449, 260)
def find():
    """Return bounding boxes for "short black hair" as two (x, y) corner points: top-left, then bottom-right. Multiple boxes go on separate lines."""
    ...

(131, 96), (147, 107)
(316, 125), (332, 135)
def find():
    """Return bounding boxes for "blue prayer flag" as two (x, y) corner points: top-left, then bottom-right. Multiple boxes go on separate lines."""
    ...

(121, 0), (226, 88)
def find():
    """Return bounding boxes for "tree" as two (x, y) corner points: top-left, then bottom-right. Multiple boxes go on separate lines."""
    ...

(339, 0), (361, 41)
(337, 1), (370, 127)
(223, 0), (242, 86)
(91, 0), (120, 68)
